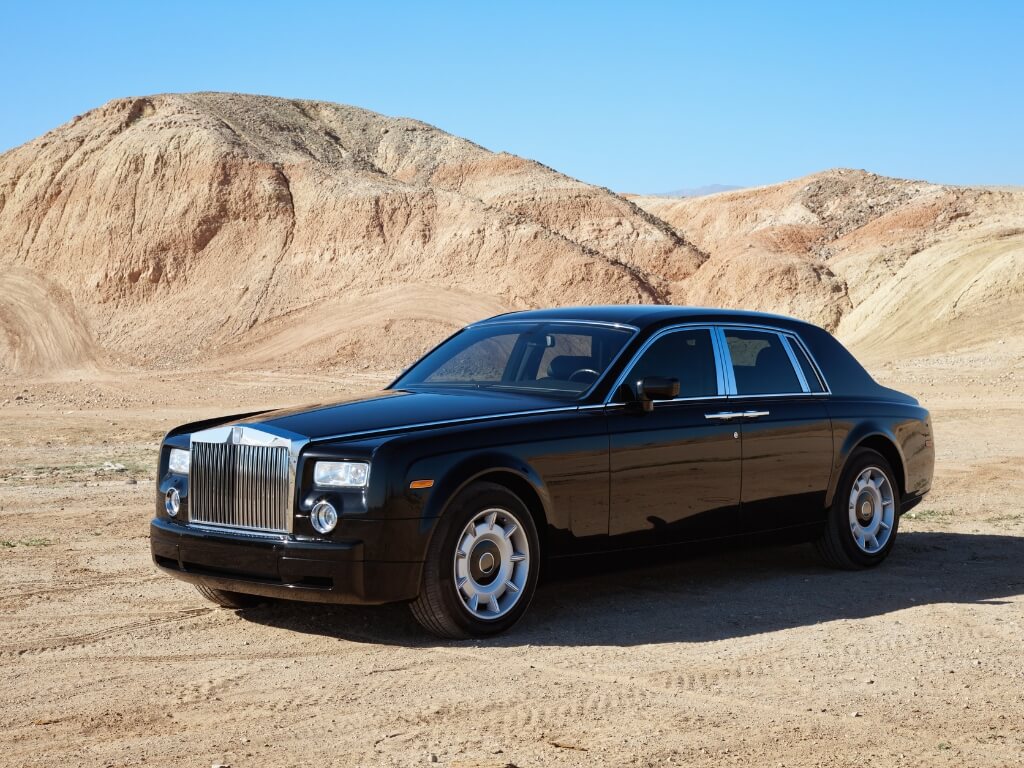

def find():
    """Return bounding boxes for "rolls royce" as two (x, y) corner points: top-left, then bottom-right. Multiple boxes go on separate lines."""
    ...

(150, 307), (934, 638)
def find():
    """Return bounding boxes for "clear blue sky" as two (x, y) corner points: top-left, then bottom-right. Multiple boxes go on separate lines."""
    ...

(3, 1), (1022, 191)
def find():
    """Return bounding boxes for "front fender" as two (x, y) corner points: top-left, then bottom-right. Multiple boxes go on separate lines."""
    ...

(416, 450), (553, 524)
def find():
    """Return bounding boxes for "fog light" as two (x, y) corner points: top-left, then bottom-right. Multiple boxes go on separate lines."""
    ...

(310, 500), (338, 534)
(165, 487), (181, 517)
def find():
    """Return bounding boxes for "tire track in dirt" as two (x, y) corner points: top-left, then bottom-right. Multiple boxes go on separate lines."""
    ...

(417, 646), (816, 736)
(0, 607), (213, 656)
(0, 574), (161, 604)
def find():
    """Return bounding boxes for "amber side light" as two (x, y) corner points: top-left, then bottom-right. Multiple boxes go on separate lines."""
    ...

(409, 479), (435, 489)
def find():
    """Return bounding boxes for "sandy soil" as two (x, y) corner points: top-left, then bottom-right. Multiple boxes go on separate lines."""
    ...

(1, 349), (1022, 768)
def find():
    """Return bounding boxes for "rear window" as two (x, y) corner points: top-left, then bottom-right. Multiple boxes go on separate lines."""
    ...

(724, 329), (802, 395)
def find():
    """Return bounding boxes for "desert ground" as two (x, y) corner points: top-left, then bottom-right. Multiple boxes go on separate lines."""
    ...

(1, 342), (1022, 767)
(1, 93), (1023, 765)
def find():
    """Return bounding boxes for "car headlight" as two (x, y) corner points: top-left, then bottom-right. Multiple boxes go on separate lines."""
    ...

(169, 448), (190, 475)
(314, 460), (370, 488)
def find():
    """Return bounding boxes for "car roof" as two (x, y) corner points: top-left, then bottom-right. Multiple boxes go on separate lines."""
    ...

(474, 305), (811, 330)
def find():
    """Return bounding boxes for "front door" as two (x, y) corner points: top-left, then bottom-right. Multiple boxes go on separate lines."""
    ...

(607, 326), (742, 547)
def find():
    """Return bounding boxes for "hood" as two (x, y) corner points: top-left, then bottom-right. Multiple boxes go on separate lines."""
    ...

(233, 388), (571, 442)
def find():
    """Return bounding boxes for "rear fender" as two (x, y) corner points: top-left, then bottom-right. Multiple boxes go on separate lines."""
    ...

(826, 422), (908, 507)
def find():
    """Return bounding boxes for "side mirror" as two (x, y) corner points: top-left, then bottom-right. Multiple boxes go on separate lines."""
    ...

(636, 376), (680, 412)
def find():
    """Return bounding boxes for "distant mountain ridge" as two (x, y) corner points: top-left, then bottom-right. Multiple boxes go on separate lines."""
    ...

(648, 184), (743, 198)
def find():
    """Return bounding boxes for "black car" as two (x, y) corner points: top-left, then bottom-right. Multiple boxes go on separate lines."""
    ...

(151, 306), (934, 638)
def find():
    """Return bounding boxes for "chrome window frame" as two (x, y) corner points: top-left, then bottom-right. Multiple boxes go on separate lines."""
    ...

(467, 318), (640, 332)
(715, 324), (832, 398)
(601, 321), (832, 407)
(602, 324), (729, 407)
(782, 332), (830, 393)
(779, 334), (811, 392)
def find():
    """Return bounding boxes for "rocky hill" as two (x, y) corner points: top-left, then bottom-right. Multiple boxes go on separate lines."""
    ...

(631, 169), (1024, 359)
(0, 93), (709, 374)
(1, 93), (1021, 375)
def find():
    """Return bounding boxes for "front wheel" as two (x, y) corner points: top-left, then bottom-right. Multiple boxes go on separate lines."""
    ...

(410, 482), (540, 638)
(815, 448), (901, 569)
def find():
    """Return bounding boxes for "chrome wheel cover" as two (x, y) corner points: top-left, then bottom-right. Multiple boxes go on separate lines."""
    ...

(848, 466), (896, 554)
(453, 507), (530, 620)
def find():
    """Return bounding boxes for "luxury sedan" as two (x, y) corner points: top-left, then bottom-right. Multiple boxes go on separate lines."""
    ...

(150, 306), (934, 638)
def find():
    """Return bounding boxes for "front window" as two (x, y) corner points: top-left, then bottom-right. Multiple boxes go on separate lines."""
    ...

(394, 322), (635, 398)
(619, 328), (719, 400)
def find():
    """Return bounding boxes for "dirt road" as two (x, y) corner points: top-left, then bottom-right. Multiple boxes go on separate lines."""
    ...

(1, 356), (1022, 767)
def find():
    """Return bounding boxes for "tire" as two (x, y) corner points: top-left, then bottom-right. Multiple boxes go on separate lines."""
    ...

(194, 584), (265, 609)
(409, 481), (540, 639)
(815, 448), (901, 569)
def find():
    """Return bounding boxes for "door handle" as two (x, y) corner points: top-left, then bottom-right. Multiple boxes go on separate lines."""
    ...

(704, 412), (744, 421)
(742, 410), (770, 419)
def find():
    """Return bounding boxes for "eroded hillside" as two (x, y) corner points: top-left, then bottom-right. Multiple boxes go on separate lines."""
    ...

(1, 95), (1021, 375)
(631, 169), (1024, 359)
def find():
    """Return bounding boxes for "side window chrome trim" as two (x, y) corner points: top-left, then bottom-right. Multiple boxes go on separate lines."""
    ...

(713, 326), (738, 396)
(716, 324), (818, 398)
(723, 391), (830, 400)
(594, 395), (730, 409)
(469, 318), (640, 332)
(779, 334), (811, 393)
(784, 332), (832, 394)
(598, 319), (834, 406)
(602, 323), (726, 405)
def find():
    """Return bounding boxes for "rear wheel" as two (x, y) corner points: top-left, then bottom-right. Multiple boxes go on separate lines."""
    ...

(194, 584), (265, 609)
(410, 482), (540, 639)
(815, 448), (901, 569)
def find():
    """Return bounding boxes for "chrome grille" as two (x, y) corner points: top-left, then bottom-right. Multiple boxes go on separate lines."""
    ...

(189, 442), (291, 533)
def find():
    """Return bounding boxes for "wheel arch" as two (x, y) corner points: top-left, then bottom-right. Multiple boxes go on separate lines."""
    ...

(468, 469), (550, 539)
(422, 452), (553, 550)
(854, 434), (907, 496)
(831, 426), (907, 506)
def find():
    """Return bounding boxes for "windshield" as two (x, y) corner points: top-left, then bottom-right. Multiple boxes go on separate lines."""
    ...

(393, 322), (635, 399)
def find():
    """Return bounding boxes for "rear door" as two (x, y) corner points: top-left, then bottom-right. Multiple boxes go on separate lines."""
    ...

(717, 326), (834, 530)
(606, 326), (743, 547)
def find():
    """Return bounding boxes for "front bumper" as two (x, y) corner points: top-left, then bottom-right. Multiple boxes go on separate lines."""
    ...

(150, 518), (422, 605)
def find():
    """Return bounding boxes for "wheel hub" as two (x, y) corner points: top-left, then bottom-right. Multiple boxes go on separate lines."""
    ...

(470, 541), (500, 585)
(856, 492), (875, 523)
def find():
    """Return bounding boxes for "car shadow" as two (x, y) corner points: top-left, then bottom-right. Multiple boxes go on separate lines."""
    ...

(238, 531), (1024, 647)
